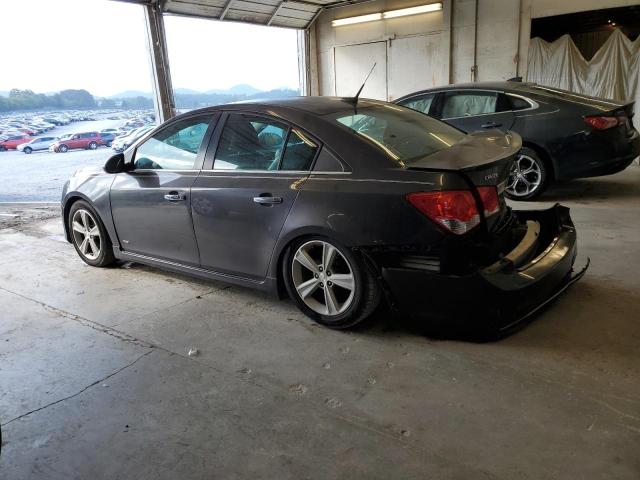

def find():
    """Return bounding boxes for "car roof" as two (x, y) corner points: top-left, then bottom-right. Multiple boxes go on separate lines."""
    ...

(395, 81), (535, 99)
(187, 96), (389, 116)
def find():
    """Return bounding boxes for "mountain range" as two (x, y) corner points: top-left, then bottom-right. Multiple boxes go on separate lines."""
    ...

(108, 84), (271, 99)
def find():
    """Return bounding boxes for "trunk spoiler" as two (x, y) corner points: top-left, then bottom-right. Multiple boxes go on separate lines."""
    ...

(406, 130), (522, 172)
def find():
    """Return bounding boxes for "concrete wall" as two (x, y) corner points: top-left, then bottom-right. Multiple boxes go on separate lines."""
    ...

(311, 0), (632, 97)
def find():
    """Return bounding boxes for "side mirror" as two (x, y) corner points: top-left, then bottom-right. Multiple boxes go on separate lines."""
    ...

(104, 153), (125, 174)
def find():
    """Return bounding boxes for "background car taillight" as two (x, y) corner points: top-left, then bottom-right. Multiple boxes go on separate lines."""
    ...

(407, 187), (499, 235)
(584, 115), (621, 130)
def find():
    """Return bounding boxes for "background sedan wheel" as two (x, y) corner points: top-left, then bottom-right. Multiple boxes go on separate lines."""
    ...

(68, 200), (114, 267)
(24, 147), (32, 154)
(504, 147), (547, 200)
(59, 144), (68, 153)
(88, 141), (98, 150)
(284, 237), (380, 329)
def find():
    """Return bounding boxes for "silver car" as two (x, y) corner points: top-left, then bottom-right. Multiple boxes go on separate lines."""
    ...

(17, 136), (58, 154)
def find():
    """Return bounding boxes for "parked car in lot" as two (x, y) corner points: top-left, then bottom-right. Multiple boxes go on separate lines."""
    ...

(50, 132), (103, 153)
(0, 134), (32, 151)
(17, 136), (58, 154)
(62, 97), (587, 338)
(395, 81), (640, 199)
(99, 132), (116, 147)
(111, 125), (154, 152)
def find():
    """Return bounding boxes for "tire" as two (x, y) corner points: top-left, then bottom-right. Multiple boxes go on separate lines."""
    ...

(68, 200), (115, 267)
(283, 236), (380, 329)
(88, 142), (97, 150)
(0, 146), (6, 152)
(24, 147), (32, 154)
(504, 147), (548, 200)
(58, 144), (69, 153)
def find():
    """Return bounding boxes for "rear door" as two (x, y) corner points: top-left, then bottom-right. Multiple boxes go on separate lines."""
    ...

(434, 90), (515, 133)
(110, 113), (216, 265)
(191, 112), (319, 280)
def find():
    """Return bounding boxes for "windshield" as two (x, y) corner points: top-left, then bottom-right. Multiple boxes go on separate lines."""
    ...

(326, 104), (465, 163)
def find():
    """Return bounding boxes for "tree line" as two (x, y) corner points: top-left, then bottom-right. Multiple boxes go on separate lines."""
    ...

(0, 88), (299, 112)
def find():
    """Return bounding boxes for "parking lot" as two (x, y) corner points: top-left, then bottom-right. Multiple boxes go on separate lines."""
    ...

(0, 119), (123, 202)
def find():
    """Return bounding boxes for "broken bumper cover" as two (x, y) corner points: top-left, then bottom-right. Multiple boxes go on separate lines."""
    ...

(378, 205), (589, 333)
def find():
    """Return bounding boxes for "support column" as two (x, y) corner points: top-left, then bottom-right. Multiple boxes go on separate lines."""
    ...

(144, 3), (175, 123)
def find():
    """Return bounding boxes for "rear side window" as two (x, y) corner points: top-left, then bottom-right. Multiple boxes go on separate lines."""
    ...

(133, 115), (211, 170)
(398, 93), (435, 115)
(214, 114), (288, 171)
(281, 129), (318, 171)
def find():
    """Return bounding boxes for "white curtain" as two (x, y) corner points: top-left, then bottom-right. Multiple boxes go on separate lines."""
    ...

(527, 29), (640, 108)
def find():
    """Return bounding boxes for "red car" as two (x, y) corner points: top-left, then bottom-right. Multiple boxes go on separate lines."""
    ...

(50, 132), (104, 153)
(0, 134), (32, 151)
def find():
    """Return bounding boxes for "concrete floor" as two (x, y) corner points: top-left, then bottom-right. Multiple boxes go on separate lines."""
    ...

(1, 168), (639, 479)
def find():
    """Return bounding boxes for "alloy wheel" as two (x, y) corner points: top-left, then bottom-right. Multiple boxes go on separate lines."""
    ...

(71, 209), (101, 261)
(506, 154), (542, 198)
(291, 240), (355, 316)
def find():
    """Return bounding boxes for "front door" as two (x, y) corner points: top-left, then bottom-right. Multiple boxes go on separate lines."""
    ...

(434, 90), (516, 133)
(110, 114), (215, 265)
(191, 112), (319, 280)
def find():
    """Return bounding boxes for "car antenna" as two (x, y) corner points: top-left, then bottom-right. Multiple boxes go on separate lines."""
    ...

(348, 62), (376, 113)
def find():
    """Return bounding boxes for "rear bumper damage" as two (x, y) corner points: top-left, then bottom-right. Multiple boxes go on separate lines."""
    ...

(370, 205), (588, 336)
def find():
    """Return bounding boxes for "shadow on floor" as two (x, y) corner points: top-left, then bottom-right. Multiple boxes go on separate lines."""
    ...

(540, 176), (640, 202)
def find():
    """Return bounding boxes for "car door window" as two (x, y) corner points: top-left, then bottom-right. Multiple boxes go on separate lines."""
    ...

(213, 114), (288, 171)
(398, 93), (435, 115)
(441, 91), (501, 119)
(280, 129), (318, 171)
(133, 115), (211, 170)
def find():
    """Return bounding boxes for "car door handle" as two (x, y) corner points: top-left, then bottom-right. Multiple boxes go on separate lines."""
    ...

(481, 122), (502, 128)
(253, 195), (283, 205)
(164, 192), (186, 201)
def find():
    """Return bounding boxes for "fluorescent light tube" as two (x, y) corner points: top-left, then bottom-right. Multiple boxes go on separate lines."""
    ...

(383, 3), (442, 19)
(332, 13), (383, 27)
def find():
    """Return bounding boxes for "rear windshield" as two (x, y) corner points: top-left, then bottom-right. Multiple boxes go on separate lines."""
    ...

(325, 104), (465, 163)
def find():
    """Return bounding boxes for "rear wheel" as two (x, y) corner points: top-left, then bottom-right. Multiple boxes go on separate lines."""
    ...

(68, 200), (115, 267)
(88, 141), (98, 150)
(505, 147), (548, 200)
(284, 237), (380, 329)
(24, 147), (32, 154)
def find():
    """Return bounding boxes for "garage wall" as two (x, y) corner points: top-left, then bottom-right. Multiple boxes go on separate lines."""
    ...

(311, 0), (635, 99)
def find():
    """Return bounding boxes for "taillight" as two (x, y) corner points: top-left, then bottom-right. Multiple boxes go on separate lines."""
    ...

(407, 191), (480, 235)
(584, 116), (619, 130)
(407, 187), (500, 235)
(477, 186), (499, 216)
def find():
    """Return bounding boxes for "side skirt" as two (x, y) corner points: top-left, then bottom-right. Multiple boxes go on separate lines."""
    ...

(113, 248), (277, 294)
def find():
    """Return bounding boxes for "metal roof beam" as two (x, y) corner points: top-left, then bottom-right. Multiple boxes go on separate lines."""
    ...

(267, 2), (285, 26)
(219, 0), (234, 19)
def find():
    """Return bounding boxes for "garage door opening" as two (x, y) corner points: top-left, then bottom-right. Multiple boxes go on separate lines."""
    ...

(164, 15), (302, 110)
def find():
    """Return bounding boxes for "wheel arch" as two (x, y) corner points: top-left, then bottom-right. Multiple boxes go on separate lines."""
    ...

(521, 140), (555, 182)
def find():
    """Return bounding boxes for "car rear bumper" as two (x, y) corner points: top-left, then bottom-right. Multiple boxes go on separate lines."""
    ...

(375, 205), (588, 336)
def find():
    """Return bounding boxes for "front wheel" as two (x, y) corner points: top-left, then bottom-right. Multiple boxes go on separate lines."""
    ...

(24, 147), (32, 154)
(504, 147), (548, 200)
(284, 237), (380, 329)
(68, 200), (115, 267)
(58, 144), (69, 153)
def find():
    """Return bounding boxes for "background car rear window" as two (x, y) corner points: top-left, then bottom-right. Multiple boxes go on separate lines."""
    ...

(134, 115), (211, 170)
(214, 114), (288, 170)
(327, 105), (464, 162)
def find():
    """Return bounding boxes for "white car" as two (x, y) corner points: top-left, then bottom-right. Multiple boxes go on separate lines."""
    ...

(17, 136), (58, 154)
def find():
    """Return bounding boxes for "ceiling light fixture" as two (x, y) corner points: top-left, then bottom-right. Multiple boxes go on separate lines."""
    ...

(383, 3), (443, 19)
(331, 13), (383, 27)
(332, 2), (442, 27)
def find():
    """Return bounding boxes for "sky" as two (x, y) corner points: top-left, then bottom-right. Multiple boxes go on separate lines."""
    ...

(0, 0), (300, 97)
